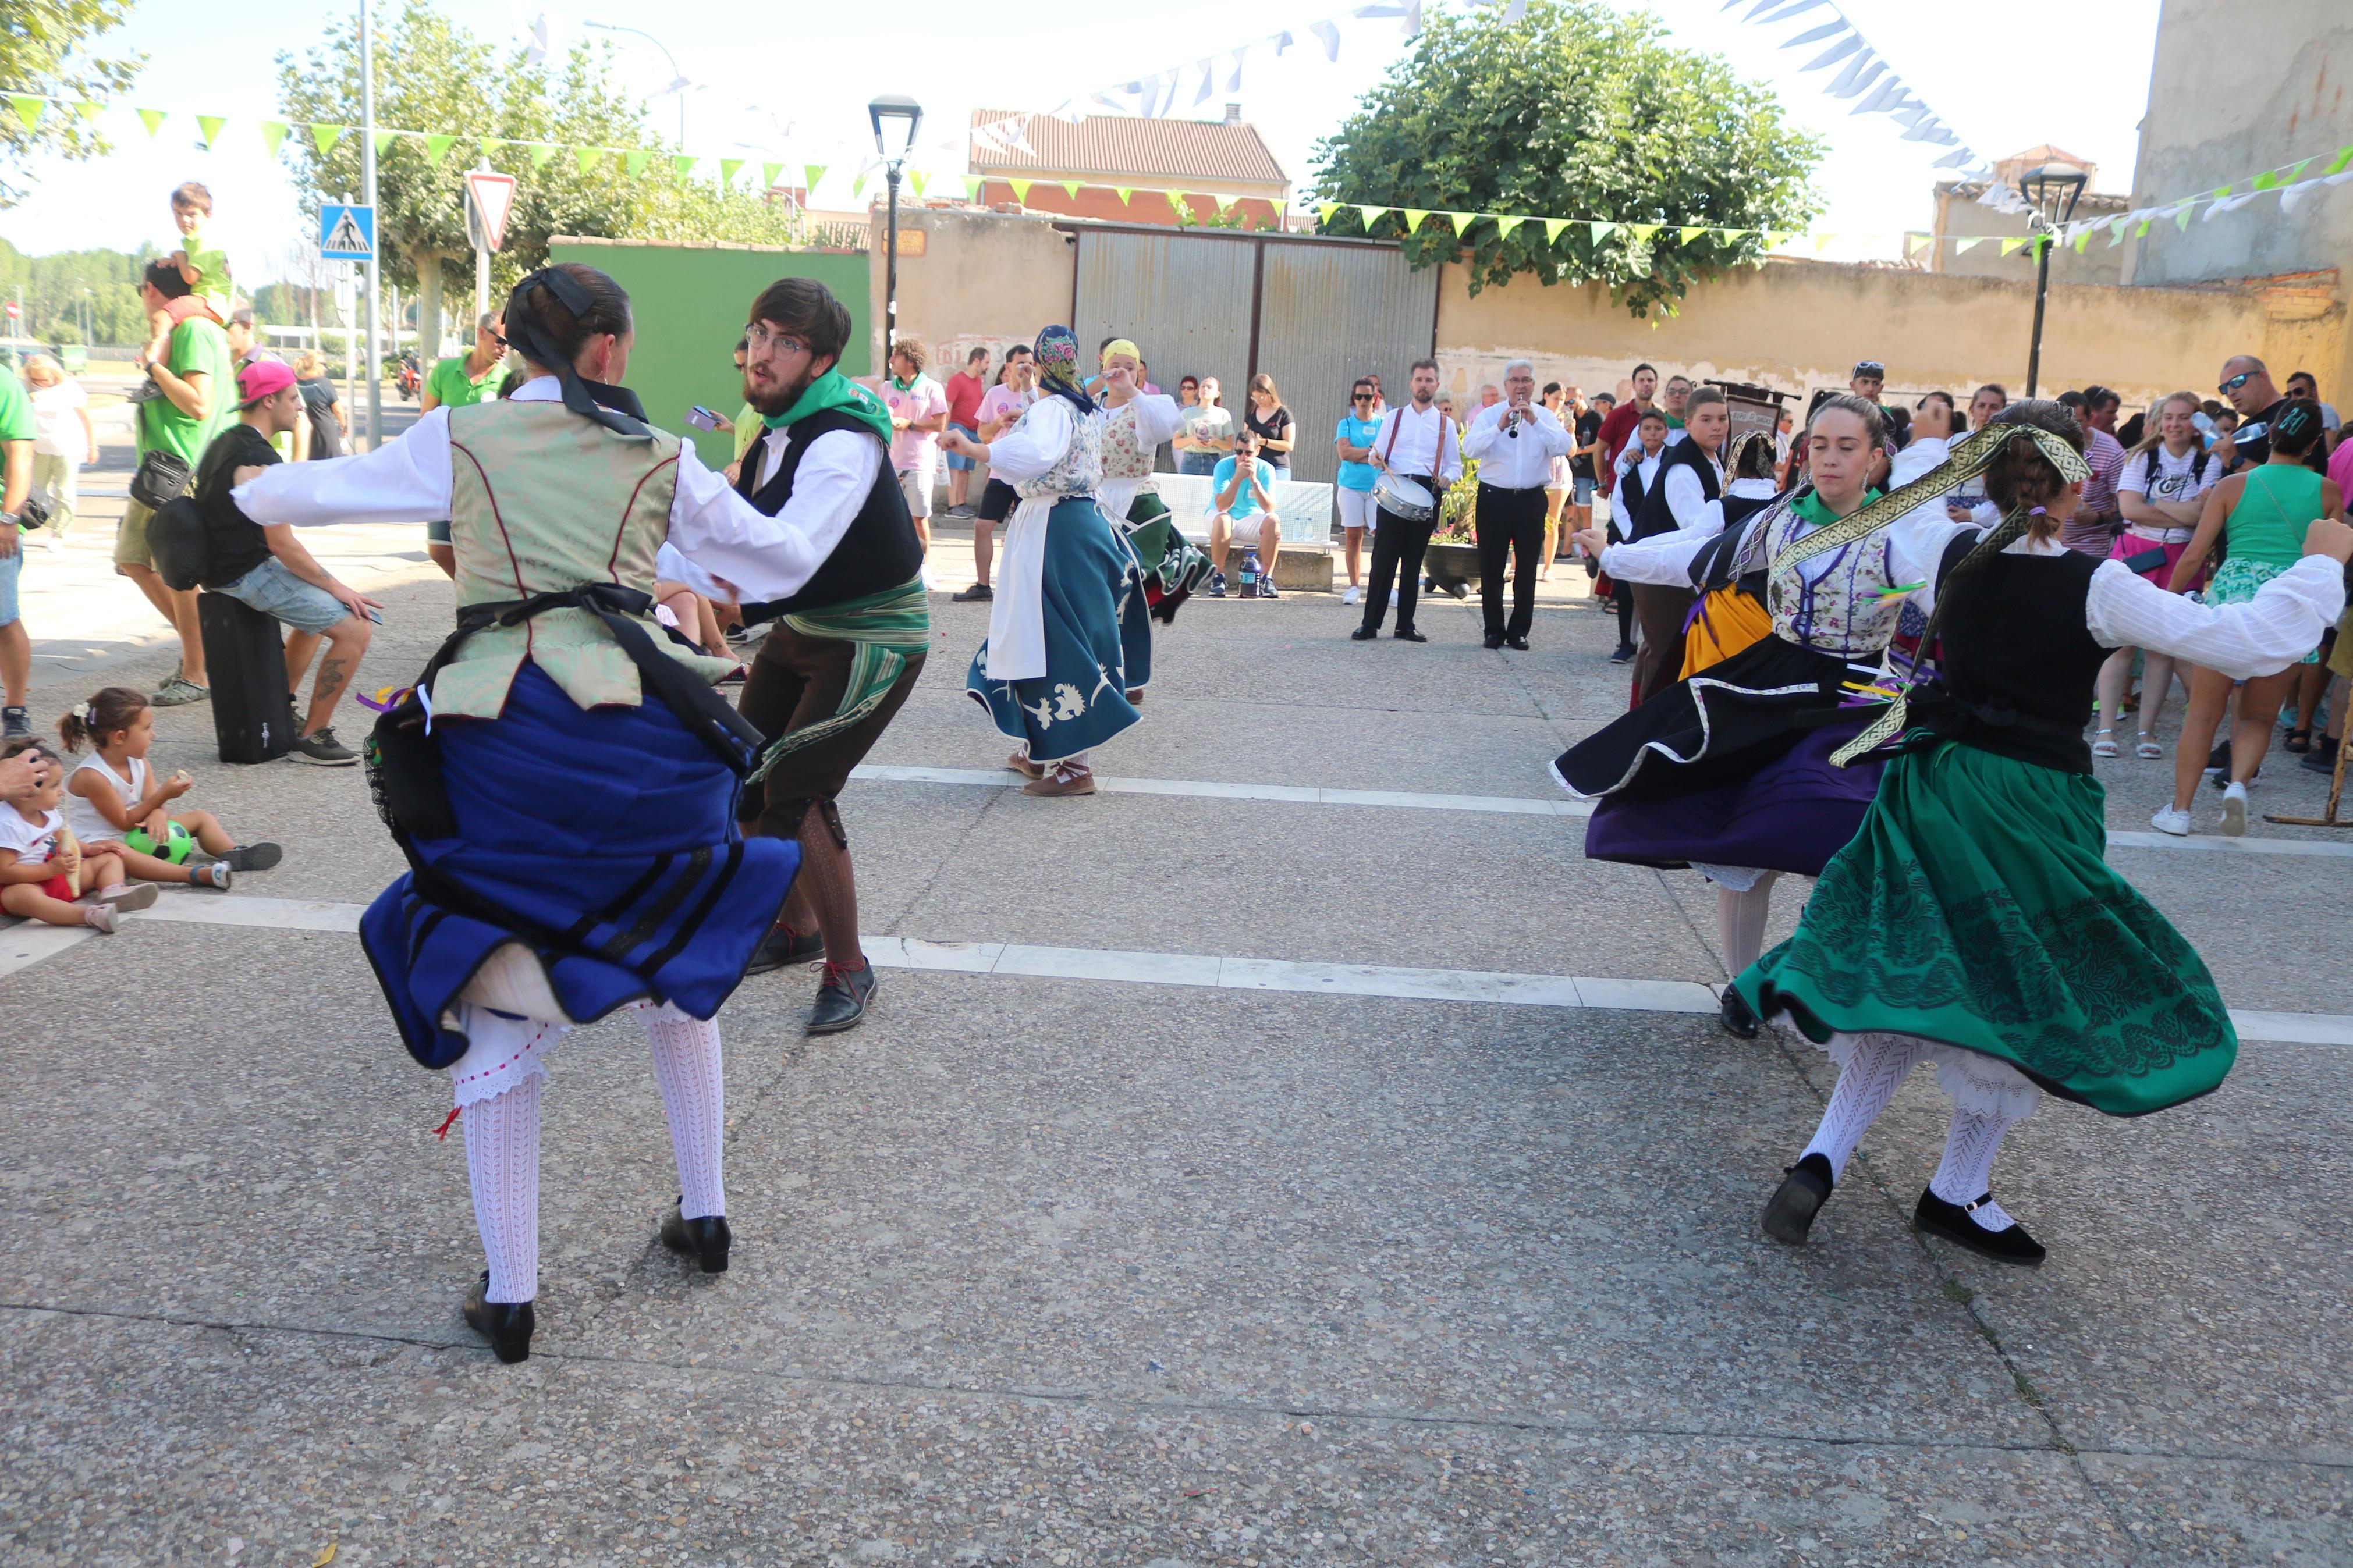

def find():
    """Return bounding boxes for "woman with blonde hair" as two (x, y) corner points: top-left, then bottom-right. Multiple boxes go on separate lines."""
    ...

(2091, 390), (2215, 758)
(22, 354), (93, 549)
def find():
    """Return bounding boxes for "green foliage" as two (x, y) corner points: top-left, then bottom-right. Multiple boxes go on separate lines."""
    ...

(0, 0), (141, 207)
(0, 235), (158, 344)
(274, 1), (829, 302)
(1310, 0), (1821, 315)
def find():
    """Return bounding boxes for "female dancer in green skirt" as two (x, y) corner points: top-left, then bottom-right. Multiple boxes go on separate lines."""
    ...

(1738, 401), (2351, 1265)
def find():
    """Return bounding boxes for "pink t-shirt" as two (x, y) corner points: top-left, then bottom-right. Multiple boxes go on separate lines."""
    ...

(978, 383), (1035, 433)
(2329, 432), (2353, 502)
(885, 375), (949, 474)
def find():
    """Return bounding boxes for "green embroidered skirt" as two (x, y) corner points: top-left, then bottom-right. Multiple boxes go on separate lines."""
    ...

(1734, 738), (2235, 1117)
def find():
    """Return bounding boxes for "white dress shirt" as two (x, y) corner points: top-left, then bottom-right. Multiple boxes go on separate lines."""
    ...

(1461, 401), (1573, 489)
(1658, 449), (1727, 533)
(1368, 401), (1463, 485)
(232, 376), (841, 605)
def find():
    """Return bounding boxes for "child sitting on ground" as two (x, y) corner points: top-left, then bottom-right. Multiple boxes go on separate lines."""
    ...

(59, 687), (278, 886)
(1, 739), (159, 933)
(131, 182), (232, 401)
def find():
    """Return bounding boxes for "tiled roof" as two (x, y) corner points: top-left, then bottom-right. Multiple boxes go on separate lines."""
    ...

(970, 109), (1287, 187)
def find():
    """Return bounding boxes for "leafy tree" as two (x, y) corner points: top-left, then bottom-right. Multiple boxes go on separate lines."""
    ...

(276, 2), (815, 358)
(0, 0), (141, 207)
(1311, 0), (1821, 315)
(0, 236), (157, 344)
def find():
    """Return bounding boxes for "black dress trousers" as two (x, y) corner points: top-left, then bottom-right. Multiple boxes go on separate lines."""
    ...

(1474, 482), (1549, 641)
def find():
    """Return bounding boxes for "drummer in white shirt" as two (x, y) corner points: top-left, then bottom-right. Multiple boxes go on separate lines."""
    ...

(1352, 358), (1463, 644)
(1461, 358), (1573, 650)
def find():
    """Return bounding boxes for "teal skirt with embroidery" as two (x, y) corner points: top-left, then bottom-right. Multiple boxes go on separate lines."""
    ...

(966, 496), (1151, 763)
(1735, 738), (2236, 1116)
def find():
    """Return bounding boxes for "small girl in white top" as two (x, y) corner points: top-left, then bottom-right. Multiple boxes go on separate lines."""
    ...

(0, 739), (157, 932)
(58, 687), (278, 886)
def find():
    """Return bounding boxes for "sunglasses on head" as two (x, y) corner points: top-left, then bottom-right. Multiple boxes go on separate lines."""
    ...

(2219, 371), (2254, 394)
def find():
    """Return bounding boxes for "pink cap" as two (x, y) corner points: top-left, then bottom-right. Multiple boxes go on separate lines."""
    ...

(236, 357), (296, 407)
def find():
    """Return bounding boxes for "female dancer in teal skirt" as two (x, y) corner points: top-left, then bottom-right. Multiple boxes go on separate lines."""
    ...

(1738, 401), (2351, 1265)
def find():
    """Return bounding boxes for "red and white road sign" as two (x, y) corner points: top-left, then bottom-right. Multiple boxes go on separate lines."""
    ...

(2, 302), (17, 320)
(464, 170), (519, 253)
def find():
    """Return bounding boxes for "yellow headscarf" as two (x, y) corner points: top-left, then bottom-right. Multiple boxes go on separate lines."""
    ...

(1101, 337), (1141, 368)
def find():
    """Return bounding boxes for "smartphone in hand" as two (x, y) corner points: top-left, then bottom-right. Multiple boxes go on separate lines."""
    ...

(686, 406), (730, 433)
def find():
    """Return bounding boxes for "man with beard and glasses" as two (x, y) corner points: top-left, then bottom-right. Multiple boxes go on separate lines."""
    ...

(703, 277), (928, 1035)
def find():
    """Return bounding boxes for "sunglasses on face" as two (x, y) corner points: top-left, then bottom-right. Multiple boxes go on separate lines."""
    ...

(2219, 371), (2254, 394)
(1353, 392), (1375, 401)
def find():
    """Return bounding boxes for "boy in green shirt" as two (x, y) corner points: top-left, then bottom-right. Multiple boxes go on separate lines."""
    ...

(131, 182), (232, 406)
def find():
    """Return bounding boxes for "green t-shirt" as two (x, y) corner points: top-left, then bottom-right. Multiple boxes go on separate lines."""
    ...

(0, 370), (35, 446)
(425, 354), (504, 410)
(733, 401), (765, 462)
(137, 316), (235, 468)
(180, 222), (233, 314)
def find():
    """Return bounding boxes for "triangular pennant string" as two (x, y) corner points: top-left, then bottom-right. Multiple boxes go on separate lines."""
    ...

(673, 154), (697, 178)
(762, 161), (783, 189)
(73, 99), (102, 122)
(1999, 235), (2028, 256)
(720, 157), (744, 186)
(1011, 177), (1034, 203)
(908, 169), (929, 197)
(9, 95), (44, 131)
(311, 123), (346, 155)
(804, 163), (828, 191)
(626, 150), (651, 177)
(576, 147), (605, 175)
(1679, 224), (1706, 245)
(530, 143), (558, 170)
(1494, 214), (1526, 240)
(424, 133), (456, 165)
(137, 107), (166, 137)
(372, 129), (399, 155)
(1116, 187), (1134, 205)
(1401, 208), (1430, 232)
(257, 120), (288, 158)
(1064, 179), (1083, 198)
(1357, 204), (1387, 229)
(196, 114), (225, 147)
(1542, 217), (1571, 244)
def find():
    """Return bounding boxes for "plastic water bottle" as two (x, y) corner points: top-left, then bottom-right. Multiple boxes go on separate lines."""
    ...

(1240, 549), (1261, 599)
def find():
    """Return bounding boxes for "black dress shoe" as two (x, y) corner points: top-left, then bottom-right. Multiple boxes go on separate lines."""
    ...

(1506, 635), (1529, 651)
(1393, 628), (1428, 643)
(1761, 1153), (1834, 1246)
(746, 921), (826, 976)
(1719, 987), (1760, 1039)
(1350, 625), (1380, 641)
(1913, 1189), (2046, 1267)
(808, 959), (877, 1034)
(462, 1271), (535, 1364)
(659, 1203), (732, 1274)
(1484, 632), (1505, 649)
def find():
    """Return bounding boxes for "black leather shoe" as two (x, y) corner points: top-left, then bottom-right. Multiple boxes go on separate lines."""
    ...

(746, 920), (826, 976)
(462, 1271), (535, 1363)
(659, 1203), (732, 1274)
(1393, 628), (1428, 643)
(808, 959), (876, 1034)
(1484, 633), (1506, 650)
(1350, 625), (1380, 641)
(1719, 987), (1760, 1039)
(1506, 635), (1529, 650)
(1913, 1189), (2046, 1267)
(1761, 1153), (1834, 1246)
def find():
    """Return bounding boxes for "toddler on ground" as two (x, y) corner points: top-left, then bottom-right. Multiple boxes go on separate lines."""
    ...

(1, 739), (158, 933)
(58, 687), (279, 886)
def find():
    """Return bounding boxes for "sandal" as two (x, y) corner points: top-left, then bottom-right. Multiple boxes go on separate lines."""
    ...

(2285, 727), (2312, 754)
(2136, 734), (2164, 760)
(2092, 728), (2120, 759)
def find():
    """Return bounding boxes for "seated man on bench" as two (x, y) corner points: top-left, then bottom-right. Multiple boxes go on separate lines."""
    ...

(1206, 429), (1281, 598)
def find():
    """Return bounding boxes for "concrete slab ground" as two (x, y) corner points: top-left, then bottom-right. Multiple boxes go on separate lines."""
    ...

(3, 479), (2349, 1566)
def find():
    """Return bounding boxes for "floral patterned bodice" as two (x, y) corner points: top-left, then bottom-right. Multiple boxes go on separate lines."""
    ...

(1100, 402), (1160, 486)
(1014, 404), (1104, 501)
(1734, 497), (1908, 659)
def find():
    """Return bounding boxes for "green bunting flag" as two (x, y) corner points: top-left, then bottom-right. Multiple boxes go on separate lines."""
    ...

(257, 120), (288, 158)
(624, 150), (650, 177)
(1357, 205), (1386, 229)
(720, 157), (743, 186)
(1160, 187), (1183, 216)
(530, 142), (558, 170)
(2136, 219), (2152, 238)
(1115, 187), (1133, 205)
(1588, 221), (1616, 243)
(2325, 145), (2353, 177)
(423, 133), (456, 165)
(2174, 203), (2194, 230)
(1627, 222), (1660, 245)
(1999, 235), (2028, 257)
(1494, 214), (1526, 240)
(73, 99), (102, 122)
(2072, 230), (2091, 253)
(762, 161), (783, 190)
(576, 147), (605, 175)
(2252, 170), (2278, 191)
(673, 155), (697, 179)
(804, 163), (826, 192)
(1064, 179), (1083, 199)
(1443, 211), (1474, 234)
(853, 172), (868, 198)
(137, 107), (166, 137)
(1812, 232), (1838, 253)
(1011, 177), (1034, 204)
(1680, 225), (1706, 246)
(1905, 233), (1932, 258)
(311, 123), (346, 155)
(196, 114), (225, 147)
(1953, 236), (1984, 254)
(372, 129), (398, 155)
(963, 175), (985, 201)
(1542, 217), (1571, 244)
(908, 169), (929, 197)
(10, 95), (43, 131)
(1400, 208), (1430, 233)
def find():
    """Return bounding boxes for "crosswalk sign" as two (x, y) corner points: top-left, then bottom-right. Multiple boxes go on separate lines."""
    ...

(320, 204), (376, 261)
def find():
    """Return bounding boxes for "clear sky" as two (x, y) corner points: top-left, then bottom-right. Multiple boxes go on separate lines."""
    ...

(0, 0), (2161, 280)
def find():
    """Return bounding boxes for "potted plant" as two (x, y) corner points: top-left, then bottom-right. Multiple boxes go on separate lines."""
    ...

(1422, 453), (1481, 598)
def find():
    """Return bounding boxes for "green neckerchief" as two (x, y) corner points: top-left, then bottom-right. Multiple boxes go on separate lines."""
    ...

(1788, 484), (1884, 531)
(762, 367), (894, 446)
(1664, 414), (1685, 430)
(889, 374), (917, 392)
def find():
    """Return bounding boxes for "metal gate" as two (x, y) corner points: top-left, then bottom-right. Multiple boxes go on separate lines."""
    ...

(1072, 226), (1438, 486)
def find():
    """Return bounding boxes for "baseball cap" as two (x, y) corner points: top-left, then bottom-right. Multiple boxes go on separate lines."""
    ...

(1852, 360), (1886, 378)
(237, 358), (296, 407)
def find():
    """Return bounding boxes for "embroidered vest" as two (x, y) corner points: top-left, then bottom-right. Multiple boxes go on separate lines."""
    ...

(1735, 495), (1908, 660)
(435, 401), (729, 718)
(734, 408), (924, 621)
(1016, 404), (1104, 500)
(1099, 402), (1159, 487)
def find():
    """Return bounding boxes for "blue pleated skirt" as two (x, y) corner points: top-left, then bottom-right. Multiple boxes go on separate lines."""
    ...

(361, 663), (800, 1069)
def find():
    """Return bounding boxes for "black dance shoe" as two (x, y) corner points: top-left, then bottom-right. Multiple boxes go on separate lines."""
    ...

(1912, 1189), (2046, 1267)
(746, 921), (827, 977)
(1350, 625), (1380, 641)
(462, 1271), (535, 1364)
(1483, 633), (1506, 650)
(659, 1203), (733, 1274)
(1392, 628), (1428, 643)
(1719, 987), (1760, 1039)
(808, 959), (877, 1034)
(1506, 635), (1529, 651)
(1761, 1153), (1834, 1246)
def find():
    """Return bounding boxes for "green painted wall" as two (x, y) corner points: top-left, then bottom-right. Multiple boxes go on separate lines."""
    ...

(546, 239), (870, 470)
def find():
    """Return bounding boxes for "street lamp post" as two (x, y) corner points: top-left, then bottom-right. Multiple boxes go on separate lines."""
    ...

(2018, 162), (2086, 399)
(584, 21), (688, 148)
(868, 94), (923, 361)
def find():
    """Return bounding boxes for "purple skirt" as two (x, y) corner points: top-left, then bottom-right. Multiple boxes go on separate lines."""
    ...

(1584, 709), (1886, 878)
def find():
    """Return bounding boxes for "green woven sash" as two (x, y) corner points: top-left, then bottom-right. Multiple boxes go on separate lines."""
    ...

(747, 575), (931, 783)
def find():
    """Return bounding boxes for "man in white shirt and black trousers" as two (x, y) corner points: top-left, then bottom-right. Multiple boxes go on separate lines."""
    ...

(1352, 358), (1464, 643)
(1461, 358), (1573, 650)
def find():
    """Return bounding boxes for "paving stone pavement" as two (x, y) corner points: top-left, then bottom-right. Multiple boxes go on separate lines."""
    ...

(2, 503), (2349, 1567)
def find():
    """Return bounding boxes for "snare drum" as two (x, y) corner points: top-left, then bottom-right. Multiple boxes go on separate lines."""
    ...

(1372, 471), (1436, 522)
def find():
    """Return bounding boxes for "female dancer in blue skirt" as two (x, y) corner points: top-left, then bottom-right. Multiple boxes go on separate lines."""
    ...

(234, 264), (832, 1360)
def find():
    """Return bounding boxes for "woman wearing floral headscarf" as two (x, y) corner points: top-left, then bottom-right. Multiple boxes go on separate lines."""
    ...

(942, 325), (1151, 797)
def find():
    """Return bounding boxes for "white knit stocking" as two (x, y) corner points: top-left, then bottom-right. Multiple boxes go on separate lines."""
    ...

(1930, 1107), (2024, 1229)
(462, 1074), (542, 1303)
(1717, 872), (1782, 976)
(644, 1004), (726, 1221)
(1801, 1034), (1932, 1181)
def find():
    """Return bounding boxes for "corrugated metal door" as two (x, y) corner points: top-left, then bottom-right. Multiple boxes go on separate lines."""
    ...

(1253, 241), (1438, 485)
(1074, 229), (1256, 426)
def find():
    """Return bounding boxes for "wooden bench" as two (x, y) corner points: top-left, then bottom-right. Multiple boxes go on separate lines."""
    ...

(1155, 473), (1337, 592)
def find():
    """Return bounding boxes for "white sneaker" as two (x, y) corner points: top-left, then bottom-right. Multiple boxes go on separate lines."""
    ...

(2220, 781), (2248, 836)
(1341, 585), (1361, 606)
(2149, 806), (2192, 836)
